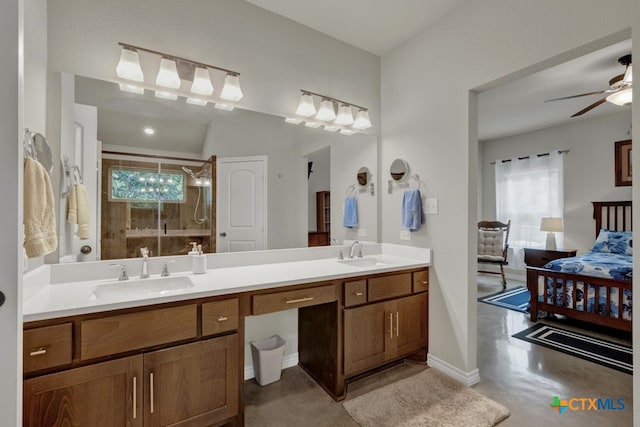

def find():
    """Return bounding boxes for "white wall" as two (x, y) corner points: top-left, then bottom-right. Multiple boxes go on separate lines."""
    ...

(482, 110), (632, 257)
(47, 0), (380, 134)
(381, 0), (635, 382)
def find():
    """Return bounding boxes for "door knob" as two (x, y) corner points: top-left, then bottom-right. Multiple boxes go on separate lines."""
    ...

(219, 232), (227, 237)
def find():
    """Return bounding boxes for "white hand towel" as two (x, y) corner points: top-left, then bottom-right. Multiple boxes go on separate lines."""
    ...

(67, 183), (91, 240)
(23, 158), (58, 257)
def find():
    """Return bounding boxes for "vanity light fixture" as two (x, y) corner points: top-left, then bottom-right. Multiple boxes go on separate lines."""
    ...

(191, 67), (214, 96)
(295, 93), (317, 117)
(156, 58), (181, 89)
(186, 97), (208, 106)
(352, 109), (372, 130)
(115, 42), (243, 106)
(116, 47), (144, 82)
(335, 104), (354, 126)
(215, 103), (235, 111)
(291, 89), (371, 132)
(316, 99), (337, 121)
(284, 117), (303, 124)
(119, 83), (144, 95)
(304, 121), (322, 128)
(220, 74), (244, 102)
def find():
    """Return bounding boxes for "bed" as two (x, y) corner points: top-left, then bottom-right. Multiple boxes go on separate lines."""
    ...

(527, 201), (632, 332)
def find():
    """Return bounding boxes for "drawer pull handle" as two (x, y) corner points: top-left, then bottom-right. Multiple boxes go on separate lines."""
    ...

(217, 316), (228, 322)
(286, 297), (314, 304)
(396, 312), (400, 337)
(30, 348), (47, 356)
(421, 281), (428, 285)
(150, 372), (154, 414)
(133, 376), (137, 419)
(355, 292), (363, 296)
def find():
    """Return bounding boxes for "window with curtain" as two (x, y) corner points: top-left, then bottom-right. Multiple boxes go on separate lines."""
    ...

(495, 151), (564, 268)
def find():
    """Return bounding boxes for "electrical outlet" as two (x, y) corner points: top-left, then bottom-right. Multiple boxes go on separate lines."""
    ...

(425, 198), (438, 214)
(400, 230), (411, 240)
(357, 228), (367, 237)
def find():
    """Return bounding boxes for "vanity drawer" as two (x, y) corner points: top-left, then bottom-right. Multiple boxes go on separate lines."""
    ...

(368, 273), (412, 302)
(80, 304), (197, 360)
(23, 323), (73, 373)
(413, 269), (429, 292)
(344, 280), (367, 307)
(202, 298), (239, 336)
(253, 284), (336, 315)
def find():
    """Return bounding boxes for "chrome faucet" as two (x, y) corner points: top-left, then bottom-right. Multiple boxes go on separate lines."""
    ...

(111, 264), (129, 281)
(330, 239), (344, 260)
(140, 247), (150, 278)
(348, 241), (363, 259)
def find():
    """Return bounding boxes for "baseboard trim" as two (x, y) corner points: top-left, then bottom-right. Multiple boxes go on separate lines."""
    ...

(427, 353), (481, 386)
(244, 352), (299, 380)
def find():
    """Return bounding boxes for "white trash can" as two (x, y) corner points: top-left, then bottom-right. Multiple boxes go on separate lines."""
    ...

(250, 335), (286, 386)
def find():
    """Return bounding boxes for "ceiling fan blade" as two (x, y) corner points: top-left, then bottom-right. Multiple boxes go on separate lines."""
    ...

(544, 90), (605, 102)
(571, 98), (607, 117)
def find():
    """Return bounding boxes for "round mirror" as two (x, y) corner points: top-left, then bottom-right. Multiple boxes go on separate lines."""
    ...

(30, 132), (54, 175)
(357, 167), (370, 186)
(389, 159), (409, 181)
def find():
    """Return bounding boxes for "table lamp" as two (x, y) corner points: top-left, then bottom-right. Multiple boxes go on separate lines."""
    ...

(540, 217), (563, 250)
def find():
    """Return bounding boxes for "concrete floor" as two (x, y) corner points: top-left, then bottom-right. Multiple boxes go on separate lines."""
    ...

(244, 276), (633, 426)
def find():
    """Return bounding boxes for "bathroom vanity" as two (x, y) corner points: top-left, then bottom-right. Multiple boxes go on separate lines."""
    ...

(22, 245), (430, 426)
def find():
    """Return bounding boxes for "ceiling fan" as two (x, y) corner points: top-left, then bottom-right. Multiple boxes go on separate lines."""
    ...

(545, 54), (632, 117)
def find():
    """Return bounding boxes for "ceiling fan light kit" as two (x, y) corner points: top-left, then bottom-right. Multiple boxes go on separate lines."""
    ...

(546, 54), (632, 117)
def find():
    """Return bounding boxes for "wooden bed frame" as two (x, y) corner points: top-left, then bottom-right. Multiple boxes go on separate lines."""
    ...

(527, 201), (632, 332)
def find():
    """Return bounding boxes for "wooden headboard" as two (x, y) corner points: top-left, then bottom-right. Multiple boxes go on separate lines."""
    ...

(592, 201), (632, 236)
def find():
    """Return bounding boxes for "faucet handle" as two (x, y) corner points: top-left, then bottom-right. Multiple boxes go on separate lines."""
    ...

(160, 259), (175, 277)
(338, 248), (344, 260)
(140, 247), (149, 257)
(357, 246), (363, 258)
(110, 264), (129, 281)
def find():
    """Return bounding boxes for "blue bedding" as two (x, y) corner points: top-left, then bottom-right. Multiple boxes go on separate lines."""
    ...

(537, 252), (632, 321)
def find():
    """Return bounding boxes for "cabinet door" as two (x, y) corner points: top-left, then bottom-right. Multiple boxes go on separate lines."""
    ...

(344, 301), (393, 376)
(143, 334), (239, 427)
(24, 355), (143, 427)
(394, 293), (428, 357)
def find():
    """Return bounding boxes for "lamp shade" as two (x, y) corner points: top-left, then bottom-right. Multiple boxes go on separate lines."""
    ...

(606, 87), (633, 106)
(220, 74), (244, 101)
(295, 93), (316, 117)
(352, 109), (372, 130)
(316, 99), (336, 121)
(116, 48), (144, 82)
(190, 67), (214, 96)
(540, 217), (563, 232)
(335, 104), (354, 125)
(156, 58), (181, 89)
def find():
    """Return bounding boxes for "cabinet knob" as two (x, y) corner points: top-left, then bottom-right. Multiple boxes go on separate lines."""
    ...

(355, 292), (363, 296)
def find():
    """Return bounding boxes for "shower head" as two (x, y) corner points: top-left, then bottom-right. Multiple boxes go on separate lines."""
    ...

(181, 166), (196, 178)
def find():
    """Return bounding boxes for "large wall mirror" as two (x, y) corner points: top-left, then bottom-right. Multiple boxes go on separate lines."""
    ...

(47, 75), (378, 264)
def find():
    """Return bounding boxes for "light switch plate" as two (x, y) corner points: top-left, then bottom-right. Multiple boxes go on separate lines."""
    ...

(357, 228), (367, 237)
(400, 230), (411, 240)
(425, 198), (438, 214)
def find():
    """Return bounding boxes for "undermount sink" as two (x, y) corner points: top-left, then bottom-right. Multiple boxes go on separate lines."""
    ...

(338, 257), (392, 268)
(91, 276), (195, 300)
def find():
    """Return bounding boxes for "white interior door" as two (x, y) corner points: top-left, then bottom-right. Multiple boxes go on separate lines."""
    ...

(217, 157), (266, 252)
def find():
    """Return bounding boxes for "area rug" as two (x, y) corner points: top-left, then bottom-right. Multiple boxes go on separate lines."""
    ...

(478, 286), (530, 313)
(513, 323), (632, 374)
(342, 369), (510, 427)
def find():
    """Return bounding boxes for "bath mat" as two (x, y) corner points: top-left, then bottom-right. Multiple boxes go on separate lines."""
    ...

(343, 369), (510, 427)
(478, 286), (530, 313)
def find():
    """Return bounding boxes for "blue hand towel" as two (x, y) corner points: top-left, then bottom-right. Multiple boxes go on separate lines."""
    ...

(343, 196), (358, 228)
(402, 189), (425, 232)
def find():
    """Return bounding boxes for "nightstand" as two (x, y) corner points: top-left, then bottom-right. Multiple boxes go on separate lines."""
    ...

(523, 248), (577, 268)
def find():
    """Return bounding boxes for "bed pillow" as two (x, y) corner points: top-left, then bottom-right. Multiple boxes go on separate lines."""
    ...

(591, 229), (633, 256)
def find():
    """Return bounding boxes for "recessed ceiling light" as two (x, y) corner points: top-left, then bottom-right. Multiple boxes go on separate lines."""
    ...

(143, 127), (155, 135)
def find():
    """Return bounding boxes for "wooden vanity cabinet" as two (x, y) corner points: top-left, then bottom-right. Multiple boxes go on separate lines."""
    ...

(343, 270), (428, 377)
(23, 355), (143, 427)
(23, 298), (241, 427)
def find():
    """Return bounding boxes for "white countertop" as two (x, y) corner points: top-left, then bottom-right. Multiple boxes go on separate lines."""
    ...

(23, 243), (431, 323)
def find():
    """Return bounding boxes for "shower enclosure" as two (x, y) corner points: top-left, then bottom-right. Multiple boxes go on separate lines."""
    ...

(100, 152), (215, 260)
